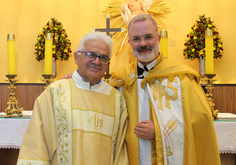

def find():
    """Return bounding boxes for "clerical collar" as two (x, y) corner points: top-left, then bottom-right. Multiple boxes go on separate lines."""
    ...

(74, 70), (102, 86)
(137, 59), (157, 71)
(72, 70), (112, 94)
(135, 59), (157, 79)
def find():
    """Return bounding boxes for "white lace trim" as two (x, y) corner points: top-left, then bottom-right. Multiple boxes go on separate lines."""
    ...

(0, 142), (21, 149)
(219, 146), (236, 154)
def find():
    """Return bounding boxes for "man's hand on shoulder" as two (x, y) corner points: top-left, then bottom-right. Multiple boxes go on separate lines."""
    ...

(61, 73), (73, 79)
(134, 120), (155, 140)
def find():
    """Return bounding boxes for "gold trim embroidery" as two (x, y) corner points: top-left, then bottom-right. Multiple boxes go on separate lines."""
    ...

(153, 80), (178, 110)
(55, 83), (69, 164)
(87, 114), (104, 131)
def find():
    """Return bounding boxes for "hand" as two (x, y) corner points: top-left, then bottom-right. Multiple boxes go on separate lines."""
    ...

(134, 120), (155, 140)
(61, 73), (73, 79)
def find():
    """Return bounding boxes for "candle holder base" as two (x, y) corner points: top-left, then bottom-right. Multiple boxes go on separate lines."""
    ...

(203, 74), (219, 120)
(41, 74), (54, 88)
(4, 75), (24, 117)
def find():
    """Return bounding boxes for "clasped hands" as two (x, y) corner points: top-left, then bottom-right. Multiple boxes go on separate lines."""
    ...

(134, 120), (155, 140)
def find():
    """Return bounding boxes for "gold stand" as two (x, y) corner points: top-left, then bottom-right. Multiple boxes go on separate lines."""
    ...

(41, 74), (54, 88)
(203, 74), (219, 120)
(4, 75), (23, 117)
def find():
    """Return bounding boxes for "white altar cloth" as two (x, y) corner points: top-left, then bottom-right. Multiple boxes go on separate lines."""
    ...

(0, 111), (236, 153)
(214, 113), (236, 154)
(0, 111), (32, 149)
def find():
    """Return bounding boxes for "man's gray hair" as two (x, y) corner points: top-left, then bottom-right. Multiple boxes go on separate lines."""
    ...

(76, 32), (113, 58)
(128, 14), (159, 34)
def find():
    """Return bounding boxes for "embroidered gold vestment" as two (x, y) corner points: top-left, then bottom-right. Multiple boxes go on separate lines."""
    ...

(110, 54), (220, 165)
(17, 78), (129, 165)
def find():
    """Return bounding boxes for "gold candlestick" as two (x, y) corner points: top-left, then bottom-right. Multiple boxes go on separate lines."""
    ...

(4, 75), (23, 117)
(41, 74), (54, 88)
(203, 74), (219, 120)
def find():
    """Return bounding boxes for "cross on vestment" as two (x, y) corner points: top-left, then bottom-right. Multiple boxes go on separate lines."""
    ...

(91, 13), (125, 79)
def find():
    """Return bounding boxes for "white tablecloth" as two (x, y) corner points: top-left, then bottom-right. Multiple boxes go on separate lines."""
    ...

(0, 111), (32, 149)
(214, 113), (236, 154)
(0, 111), (236, 153)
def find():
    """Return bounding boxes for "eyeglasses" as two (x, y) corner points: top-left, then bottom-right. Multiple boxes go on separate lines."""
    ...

(77, 51), (110, 64)
(131, 34), (156, 43)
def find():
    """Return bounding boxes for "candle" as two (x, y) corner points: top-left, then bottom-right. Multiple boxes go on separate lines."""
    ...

(44, 33), (53, 75)
(7, 34), (16, 75)
(205, 28), (214, 74)
(160, 30), (168, 58)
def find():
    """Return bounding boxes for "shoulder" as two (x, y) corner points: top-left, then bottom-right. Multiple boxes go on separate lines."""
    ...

(47, 79), (71, 95)
(162, 58), (197, 73)
(110, 62), (136, 88)
(100, 80), (124, 98)
(154, 57), (200, 78)
(111, 61), (137, 79)
(49, 79), (70, 88)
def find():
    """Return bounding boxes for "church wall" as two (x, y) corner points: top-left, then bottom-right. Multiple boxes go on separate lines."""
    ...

(0, 83), (45, 112)
(0, 0), (235, 84)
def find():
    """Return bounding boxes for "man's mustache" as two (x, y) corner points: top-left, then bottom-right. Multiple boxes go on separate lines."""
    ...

(87, 63), (102, 70)
(137, 46), (152, 52)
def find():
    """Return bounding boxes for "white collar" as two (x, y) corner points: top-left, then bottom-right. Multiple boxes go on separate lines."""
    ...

(137, 59), (157, 71)
(72, 70), (112, 95)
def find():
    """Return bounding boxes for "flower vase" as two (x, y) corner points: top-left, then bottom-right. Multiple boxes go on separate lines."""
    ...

(52, 58), (59, 78)
(198, 57), (205, 78)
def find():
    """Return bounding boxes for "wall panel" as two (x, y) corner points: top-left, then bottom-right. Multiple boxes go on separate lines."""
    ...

(0, 83), (235, 114)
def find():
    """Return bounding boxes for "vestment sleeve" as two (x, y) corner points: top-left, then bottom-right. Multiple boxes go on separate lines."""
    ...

(17, 87), (57, 165)
(114, 94), (129, 165)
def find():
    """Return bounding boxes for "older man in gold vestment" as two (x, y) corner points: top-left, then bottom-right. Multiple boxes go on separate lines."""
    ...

(17, 32), (129, 165)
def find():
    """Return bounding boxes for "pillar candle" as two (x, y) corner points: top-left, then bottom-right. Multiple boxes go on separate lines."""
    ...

(205, 28), (214, 74)
(7, 34), (16, 75)
(160, 30), (168, 58)
(44, 33), (53, 75)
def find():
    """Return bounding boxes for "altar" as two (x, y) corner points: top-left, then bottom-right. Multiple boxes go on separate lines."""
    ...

(0, 111), (31, 165)
(214, 113), (236, 164)
(0, 112), (236, 165)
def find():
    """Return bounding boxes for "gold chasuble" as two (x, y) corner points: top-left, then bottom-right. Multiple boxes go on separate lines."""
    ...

(17, 75), (129, 165)
(110, 54), (220, 165)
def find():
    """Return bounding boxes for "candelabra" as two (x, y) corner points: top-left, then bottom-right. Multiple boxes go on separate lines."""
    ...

(4, 75), (23, 117)
(41, 74), (54, 88)
(203, 74), (219, 120)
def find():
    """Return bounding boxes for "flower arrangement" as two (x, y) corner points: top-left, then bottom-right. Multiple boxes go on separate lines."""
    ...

(35, 18), (72, 61)
(183, 14), (223, 60)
